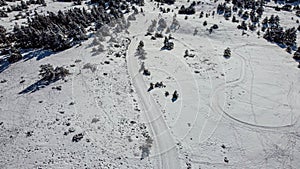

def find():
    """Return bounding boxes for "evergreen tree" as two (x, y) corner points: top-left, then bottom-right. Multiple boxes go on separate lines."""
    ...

(224, 47), (231, 58)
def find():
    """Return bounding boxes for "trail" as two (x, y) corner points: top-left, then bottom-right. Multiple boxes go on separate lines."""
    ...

(126, 37), (181, 169)
(209, 39), (298, 131)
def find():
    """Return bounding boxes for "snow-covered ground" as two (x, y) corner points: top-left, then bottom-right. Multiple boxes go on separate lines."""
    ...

(1, 0), (300, 168)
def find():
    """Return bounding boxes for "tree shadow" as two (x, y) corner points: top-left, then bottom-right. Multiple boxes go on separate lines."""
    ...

(273, 42), (297, 51)
(22, 49), (54, 61)
(19, 78), (60, 94)
(275, 42), (286, 49)
(0, 49), (56, 74)
(19, 79), (52, 94)
(0, 60), (10, 73)
(273, 0), (300, 5)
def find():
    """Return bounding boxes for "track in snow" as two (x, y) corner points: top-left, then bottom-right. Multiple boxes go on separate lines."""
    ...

(126, 37), (181, 169)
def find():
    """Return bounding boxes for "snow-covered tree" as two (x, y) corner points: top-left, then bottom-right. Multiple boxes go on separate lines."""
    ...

(39, 64), (55, 82)
(136, 40), (146, 60)
(39, 64), (70, 82)
(108, 35), (119, 43)
(165, 27), (171, 34)
(147, 19), (157, 33)
(95, 31), (106, 42)
(157, 18), (167, 32)
(91, 37), (100, 46)
(99, 25), (111, 37)
(114, 24), (123, 33)
(170, 17), (180, 31)
(128, 13), (136, 21)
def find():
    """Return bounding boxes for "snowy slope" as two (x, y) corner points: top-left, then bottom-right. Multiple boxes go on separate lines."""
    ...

(1, 0), (300, 169)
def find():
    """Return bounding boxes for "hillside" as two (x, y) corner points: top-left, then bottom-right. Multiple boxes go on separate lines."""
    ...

(1, 0), (300, 168)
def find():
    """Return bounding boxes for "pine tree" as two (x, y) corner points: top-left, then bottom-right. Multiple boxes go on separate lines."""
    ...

(147, 19), (157, 33)
(157, 18), (167, 32)
(284, 27), (297, 47)
(293, 47), (300, 60)
(39, 64), (55, 81)
(137, 41), (146, 60)
(170, 17), (180, 31)
(224, 47), (231, 58)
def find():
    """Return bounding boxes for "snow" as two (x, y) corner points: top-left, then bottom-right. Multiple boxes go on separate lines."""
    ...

(1, 0), (300, 168)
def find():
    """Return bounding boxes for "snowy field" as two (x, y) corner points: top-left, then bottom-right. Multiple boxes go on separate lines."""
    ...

(1, 0), (300, 168)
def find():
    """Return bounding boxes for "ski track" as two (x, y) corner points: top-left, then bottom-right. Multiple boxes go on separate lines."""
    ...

(172, 37), (218, 143)
(210, 31), (298, 132)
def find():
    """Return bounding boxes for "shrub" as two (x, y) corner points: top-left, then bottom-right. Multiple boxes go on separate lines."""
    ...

(39, 64), (70, 82)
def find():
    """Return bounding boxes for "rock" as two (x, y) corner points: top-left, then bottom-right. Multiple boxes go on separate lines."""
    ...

(56, 86), (62, 90)
(26, 131), (33, 137)
(91, 118), (99, 123)
(72, 133), (84, 142)
(224, 157), (229, 163)
(143, 69), (151, 76)
(0, 79), (7, 83)
(212, 24), (219, 29)
(52, 86), (62, 91)
(68, 127), (75, 133)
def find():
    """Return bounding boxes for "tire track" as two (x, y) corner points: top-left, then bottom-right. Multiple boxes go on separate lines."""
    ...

(126, 37), (181, 169)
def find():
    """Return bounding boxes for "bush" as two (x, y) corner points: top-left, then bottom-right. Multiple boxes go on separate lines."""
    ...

(39, 64), (70, 82)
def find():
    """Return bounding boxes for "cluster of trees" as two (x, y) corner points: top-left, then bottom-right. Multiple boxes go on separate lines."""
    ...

(148, 81), (165, 91)
(0, 0), (143, 56)
(262, 15), (297, 47)
(216, 1), (298, 51)
(217, 3), (232, 19)
(216, 0), (266, 33)
(231, 0), (264, 11)
(0, 0), (46, 18)
(178, 2), (196, 15)
(218, 3), (263, 21)
(0, 0), (7, 7)
(261, 15), (280, 30)
(264, 27), (297, 47)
